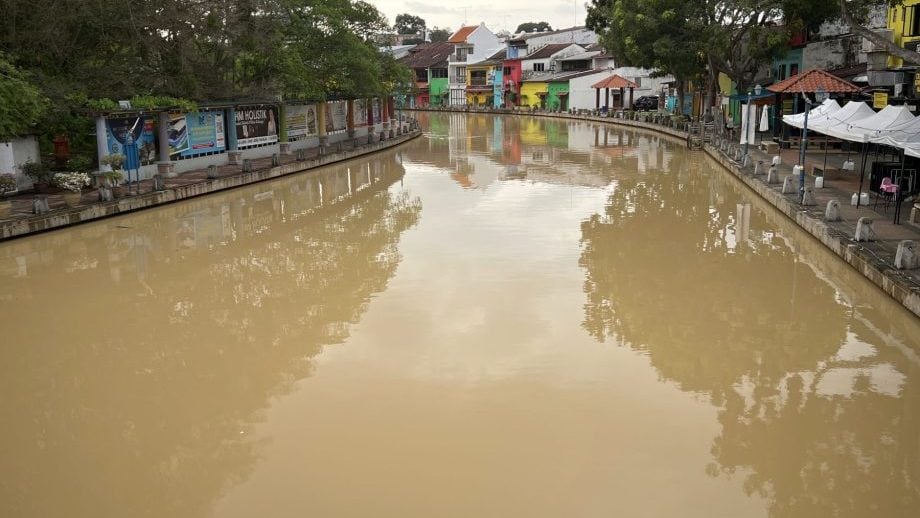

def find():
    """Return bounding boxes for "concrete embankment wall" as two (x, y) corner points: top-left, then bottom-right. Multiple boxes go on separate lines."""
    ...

(0, 130), (421, 240)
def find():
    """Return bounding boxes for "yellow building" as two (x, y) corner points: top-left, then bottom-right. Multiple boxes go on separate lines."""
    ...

(888, 1), (920, 68)
(520, 81), (549, 109)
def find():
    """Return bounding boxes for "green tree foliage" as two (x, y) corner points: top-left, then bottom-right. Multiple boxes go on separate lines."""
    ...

(515, 21), (553, 33)
(587, 0), (836, 95)
(429, 27), (452, 42)
(394, 13), (426, 35)
(0, 0), (409, 106)
(0, 53), (48, 141)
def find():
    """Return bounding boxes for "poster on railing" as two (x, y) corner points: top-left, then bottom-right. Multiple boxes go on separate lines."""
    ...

(373, 99), (381, 124)
(236, 105), (279, 148)
(168, 111), (226, 158)
(332, 101), (348, 132)
(286, 105), (308, 138)
(354, 99), (369, 126)
(287, 104), (319, 139)
(106, 115), (158, 165)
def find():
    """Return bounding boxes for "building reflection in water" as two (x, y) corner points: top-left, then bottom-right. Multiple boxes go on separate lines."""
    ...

(0, 155), (421, 518)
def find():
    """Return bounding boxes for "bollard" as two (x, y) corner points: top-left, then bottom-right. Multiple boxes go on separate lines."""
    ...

(32, 195), (50, 215)
(801, 186), (816, 205)
(98, 186), (113, 202)
(782, 175), (795, 194)
(271, 154), (281, 167)
(772, 155), (781, 166)
(814, 176), (824, 189)
(152, 174), (165, 191)
(895, 240), (919, 269)
(207, 165), (219, 179)
(855, 217), (875, 242)
(754, 160), (764, 175)
(242, 159), (252, 173)
(767, 166), (778, 184)
(825, 200), (841, 221)
(296, 149), (306, 161)
(742, 154), (751, 167)
(912, 204), (920, 224)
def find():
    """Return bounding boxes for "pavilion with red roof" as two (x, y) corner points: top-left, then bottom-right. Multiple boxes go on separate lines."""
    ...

(591, 74), (640, 111)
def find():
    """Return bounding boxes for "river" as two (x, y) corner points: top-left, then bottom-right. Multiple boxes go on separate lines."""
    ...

(0, 112), (918, 517)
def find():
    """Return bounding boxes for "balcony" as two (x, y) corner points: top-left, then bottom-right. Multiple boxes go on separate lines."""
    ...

(469, 77), (490, 87)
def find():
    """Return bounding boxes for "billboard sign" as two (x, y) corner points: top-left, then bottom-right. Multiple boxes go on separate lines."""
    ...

(236, 105), (279, 148)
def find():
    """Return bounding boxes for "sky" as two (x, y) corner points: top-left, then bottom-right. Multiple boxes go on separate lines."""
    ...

(367, 0), (589, 34)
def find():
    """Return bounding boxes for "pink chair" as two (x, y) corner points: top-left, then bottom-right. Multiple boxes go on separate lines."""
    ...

(879, 177), (899, 209)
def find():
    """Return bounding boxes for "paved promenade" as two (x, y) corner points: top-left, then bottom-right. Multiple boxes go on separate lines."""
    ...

(0, 128), (421, 240)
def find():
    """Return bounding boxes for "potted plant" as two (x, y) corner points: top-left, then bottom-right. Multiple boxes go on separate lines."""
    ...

(53, 171), (91, 207)
(0, 173), (17, 218)
(21, 160), (53, 193)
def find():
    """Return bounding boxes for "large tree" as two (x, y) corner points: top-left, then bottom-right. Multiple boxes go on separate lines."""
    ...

(515, 21), (553, 33)
(0, 53), (48, 140)
(394, 13), (426, 35)
(429, 27), (451, 42)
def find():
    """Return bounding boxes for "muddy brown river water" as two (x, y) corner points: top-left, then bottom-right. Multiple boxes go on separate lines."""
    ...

(1, 112), (918, 517)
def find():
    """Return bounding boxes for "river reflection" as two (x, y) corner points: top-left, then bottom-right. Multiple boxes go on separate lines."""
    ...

(1, 113), (919, 517)
(0, 156), (420, 517)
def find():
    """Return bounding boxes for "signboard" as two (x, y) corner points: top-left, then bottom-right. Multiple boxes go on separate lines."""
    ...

(236, 105), (279, 148)
(106, 116), (158, 165)
(322, 101), (348, 134)
(372, 99), (381, 124)
(169, 111), (226, 158)
(286, 104), (318, 138)
(873, 91), (889, 109)
(354, 99), (369, 127)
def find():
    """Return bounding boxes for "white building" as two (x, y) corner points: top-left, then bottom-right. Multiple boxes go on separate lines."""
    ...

(506, 27), (598, 58)
(447, 23), (502, 106)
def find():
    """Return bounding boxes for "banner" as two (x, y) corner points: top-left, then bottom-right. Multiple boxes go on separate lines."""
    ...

(372, 99), (381, 124)
(287, 104), (319, 138)
(169, 111), (226, 158)
(236, 105), (279, 148)
(106, 116), (158, 165)
(354, 99), (369, 127)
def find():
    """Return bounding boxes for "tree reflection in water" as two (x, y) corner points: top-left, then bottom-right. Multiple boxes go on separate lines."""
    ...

(0, 156), (421, 518)
(579, 150), (920, 517)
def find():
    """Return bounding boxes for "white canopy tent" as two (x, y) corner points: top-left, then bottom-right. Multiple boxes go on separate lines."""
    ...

(833, 105), (916, 143)
(869, 115), (920, 158)
(782, 98), (841, 129)
(807, 101), (877, 140)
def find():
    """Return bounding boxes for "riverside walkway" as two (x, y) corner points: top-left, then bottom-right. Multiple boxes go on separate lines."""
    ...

(0, 126), (420, 240)
(411, 107), (920, 318)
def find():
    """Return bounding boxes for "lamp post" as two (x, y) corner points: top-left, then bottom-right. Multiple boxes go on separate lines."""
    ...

(797, 93), (814, 202)
(743, 85), (763, 161)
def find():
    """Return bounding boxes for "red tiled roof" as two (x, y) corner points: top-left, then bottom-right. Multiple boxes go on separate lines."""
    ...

(766, 68), (860, 94)
(591, 74), (639, 89)
(448, 26), (478, 43)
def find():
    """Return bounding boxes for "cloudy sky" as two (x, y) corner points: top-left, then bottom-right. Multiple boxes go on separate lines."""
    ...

(368, 1), (589, 34)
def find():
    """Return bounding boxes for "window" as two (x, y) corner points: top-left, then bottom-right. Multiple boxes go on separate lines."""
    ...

(910, 5), (920, 37)
(533, 63), (545, 72)
(431, 68), (447, 79)
(503, 67), (512, 76)
(454, 66), (466, 82)
(416, 69), (427, 82)
(790, 63), (799, 77)
(561, 60), (589, 72)
(778, 64), (786, 80)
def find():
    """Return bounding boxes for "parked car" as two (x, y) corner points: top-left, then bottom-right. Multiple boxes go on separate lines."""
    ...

(633, 95), (659, 111)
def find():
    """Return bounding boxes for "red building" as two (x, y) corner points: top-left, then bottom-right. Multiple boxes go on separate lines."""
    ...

(502, 59), (523, 106)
